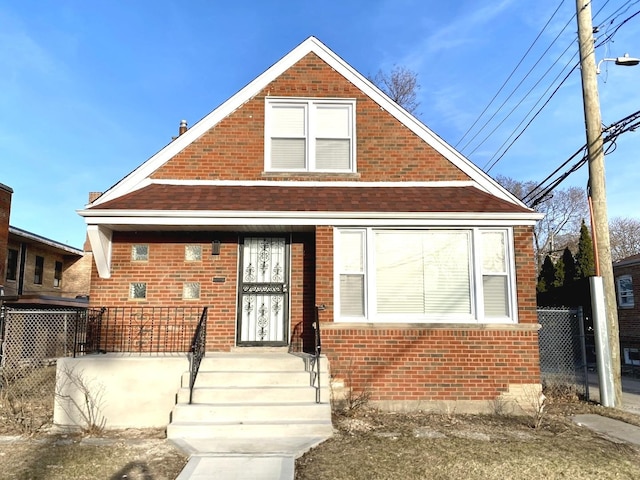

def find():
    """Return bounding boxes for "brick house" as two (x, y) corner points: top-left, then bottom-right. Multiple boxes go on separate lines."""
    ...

(614, 253), (640, 367)
(78, 37), (542, 411)
(0, 183), (90, 306)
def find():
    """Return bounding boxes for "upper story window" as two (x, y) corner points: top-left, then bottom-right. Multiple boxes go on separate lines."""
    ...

(34, 255), (44, 285)
(131, 245), (149, 261)
(6, 248), (18, 281)
(53, 261), (63, 288)
(265, 98), (356, 173)
(617, 275), (634, 308)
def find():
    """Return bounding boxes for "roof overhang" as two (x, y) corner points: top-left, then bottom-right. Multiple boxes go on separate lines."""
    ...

(80, 209), (542, 280)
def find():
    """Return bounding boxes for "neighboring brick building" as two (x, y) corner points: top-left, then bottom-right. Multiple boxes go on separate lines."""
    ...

(1, 182), (90, 305)
(0, 183), (12, 289)
(4, 226), (91, 305)
(78, 37), (542, 410)
(614, 253), (640, 366)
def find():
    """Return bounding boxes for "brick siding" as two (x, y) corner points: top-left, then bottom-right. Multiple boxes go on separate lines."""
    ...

(0, 184), (12, 283)
(151, 53), (470, 183)
(615, 261), (640, 351)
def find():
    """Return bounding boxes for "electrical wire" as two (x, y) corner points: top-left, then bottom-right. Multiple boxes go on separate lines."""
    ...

(483, 60), (579, 172)
(481, 3), (640, 172)
(454, 0), (567, 149)
(458, 9), (576, 155)
(523, 109), (640, 206)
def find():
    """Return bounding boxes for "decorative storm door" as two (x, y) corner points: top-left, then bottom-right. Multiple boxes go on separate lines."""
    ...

(237, 237), (289, 346)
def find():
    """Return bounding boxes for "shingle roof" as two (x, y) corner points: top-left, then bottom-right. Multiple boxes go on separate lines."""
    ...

(90, 184), (532, 214)
(614, 253), (640, 266)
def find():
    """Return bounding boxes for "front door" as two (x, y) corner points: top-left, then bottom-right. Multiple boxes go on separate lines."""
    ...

(237, 236), (289, 346)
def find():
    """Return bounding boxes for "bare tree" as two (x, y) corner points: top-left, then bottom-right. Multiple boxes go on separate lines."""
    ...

(371, 66), (420, 114)
(495, 175), (588, 269)
(609, 216), (640, 262)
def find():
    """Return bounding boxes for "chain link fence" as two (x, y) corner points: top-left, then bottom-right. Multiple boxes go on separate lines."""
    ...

(0, 306), (87, 433)
(538, 307), (590, 400)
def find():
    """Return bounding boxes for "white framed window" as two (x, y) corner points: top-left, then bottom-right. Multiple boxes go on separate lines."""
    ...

(335, 227), (517, 323)
(54, 261), (63, 288)
(185, 245), (202, 262)
(624, 347), (640, 366)
(129, 282), (147, 300)
(617, 275), (634, 308)
(131, 245), (149, 261)
(265, 98), (355, 172)
(338, 230), (366, 317)
(183, 282), (201, 300)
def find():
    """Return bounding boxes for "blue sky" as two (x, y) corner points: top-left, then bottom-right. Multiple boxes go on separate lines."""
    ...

(2, 0), (639, 249)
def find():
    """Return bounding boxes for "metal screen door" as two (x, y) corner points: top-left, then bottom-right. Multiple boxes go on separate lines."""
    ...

(237, 237), (289, 346)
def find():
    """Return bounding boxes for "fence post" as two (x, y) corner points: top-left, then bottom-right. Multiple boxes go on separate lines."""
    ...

(577, 306), (589, 402)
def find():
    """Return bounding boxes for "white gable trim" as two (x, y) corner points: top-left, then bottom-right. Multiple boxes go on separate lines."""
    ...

(91, 36), (525, 209)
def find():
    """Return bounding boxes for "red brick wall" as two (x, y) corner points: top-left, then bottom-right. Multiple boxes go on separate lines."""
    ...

(514, 225), (538, 325)
(615, 261), (640, 350)
(3, 237), (85, 298)
(89, 232), (314, 352)
(322, 326), (540, 402)
(152, 53), (470, 183)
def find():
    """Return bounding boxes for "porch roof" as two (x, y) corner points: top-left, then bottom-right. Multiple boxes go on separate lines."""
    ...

(86, 183), (533, 215)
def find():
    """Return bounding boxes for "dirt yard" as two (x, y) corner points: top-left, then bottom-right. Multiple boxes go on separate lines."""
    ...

(295, 401), (640, 480)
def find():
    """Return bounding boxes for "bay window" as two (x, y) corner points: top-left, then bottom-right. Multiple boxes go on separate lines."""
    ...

(336, 228), (516, 323)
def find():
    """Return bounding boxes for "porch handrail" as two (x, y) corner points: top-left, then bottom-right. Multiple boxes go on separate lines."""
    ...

(189, 307), (208, 404)
(313, 304), (325, 403)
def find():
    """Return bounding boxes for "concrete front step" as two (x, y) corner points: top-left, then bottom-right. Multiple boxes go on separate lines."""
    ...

(196, 352), (329, 372)
(183, 370), (321, 388)
(177, 385), (330, 404)
(168, 352), (333, 442)
(167, 419), (334, 439)
(171, 402), (331, 423)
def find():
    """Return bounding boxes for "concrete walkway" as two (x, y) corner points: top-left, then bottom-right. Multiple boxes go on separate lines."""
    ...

(570, 372), (640, 447)
(171, 436), (330, 480)
(587, 371), (640, 414)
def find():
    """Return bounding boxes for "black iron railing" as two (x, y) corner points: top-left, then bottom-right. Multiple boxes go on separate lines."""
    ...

(72, 306), (205, 355)
(189, 307), (208, 404)
(313, 304), (325, 403)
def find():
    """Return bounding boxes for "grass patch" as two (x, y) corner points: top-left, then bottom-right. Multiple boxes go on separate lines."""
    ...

(0, 365), (56, 434)
(296, 405), (640, 480)
(0, 434), (187, 480)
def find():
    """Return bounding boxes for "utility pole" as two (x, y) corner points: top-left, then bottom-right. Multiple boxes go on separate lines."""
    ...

(575, 0), (622, 407)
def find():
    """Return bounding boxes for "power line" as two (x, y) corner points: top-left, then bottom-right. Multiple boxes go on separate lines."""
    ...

(455, 0), (567, 149)
(459, 8), (576, 155)
(464, 2), (639, 171)
(483, 60), (579, 172)
(522, 109), (640, 207)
